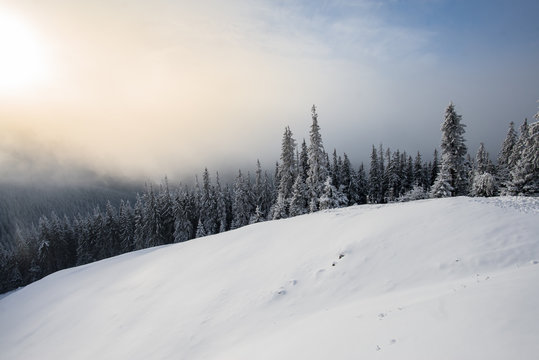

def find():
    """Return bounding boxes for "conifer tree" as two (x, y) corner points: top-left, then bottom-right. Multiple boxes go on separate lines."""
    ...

(275, 127), (297, 217)
(232, 170), (252, 228)
(431, 149), (439, 186)
(437, 102), (468, 196)
(319, 176), (346, 210)
(289, 173), (309, 216)
(507, 120), (538, 195)
(249, 205), (265, 224)
(119, 200), (134, 253)
(471, 143), (497, 197)
(173, 187), (194, 243)
(430, 167), (453, 198)
(299, 139), (309, 179)
(133, 194), (146, 250)
(199, 168), (218, 236)
(356, 163), (368, 204)
(306, 105), (328, 211)
(341, 153), (358, 205)
(215, 172), (228, 232)
(369, 145), (382, 203)
(497, 121), (518, 192)
(195, 218), (206, 238)
(413, 152), (424, 188)
(331, 149), (341, 189)
(386, 149), (401, 201)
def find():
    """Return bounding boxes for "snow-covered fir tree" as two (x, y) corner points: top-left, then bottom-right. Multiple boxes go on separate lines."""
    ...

(157, 178), (175, 245)
(273, 127), (297, 218)
(356, 163), (369, 204)
(306, 105), (328, 211)
(341, 153), (358, 205)
(430, 167), (453, 198)
(199, 168), (218, 236)
(299, 139), (309, 180)
(436, 102), (468, 196)
(289, 172), (309, 217)
(232, 170), (253, 229)
(249, 205), (264, 224)
(369, 145), (383, 203)
(471, 143), (497, 197)
(133, 194), (145, 250)
(507, 119), (538, 195)
(173, 187), (194, 243)
(215, 172), (228, 233)
(431, 148), (439, 186)
(508, 118), (529, 173)
(319, 176), (347, 210)
(497, 121), (517, 193)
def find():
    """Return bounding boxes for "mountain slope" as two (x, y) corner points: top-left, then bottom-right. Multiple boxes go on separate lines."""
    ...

(1, 197), (538, 359)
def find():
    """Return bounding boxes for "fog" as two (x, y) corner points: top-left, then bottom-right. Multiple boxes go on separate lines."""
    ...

(1, 0), (538, 184)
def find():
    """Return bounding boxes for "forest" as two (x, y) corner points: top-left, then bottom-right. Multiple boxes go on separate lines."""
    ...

(0, 103), (537, 293)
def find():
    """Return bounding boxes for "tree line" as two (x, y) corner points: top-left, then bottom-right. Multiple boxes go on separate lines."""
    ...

(1, 103), (537, 293)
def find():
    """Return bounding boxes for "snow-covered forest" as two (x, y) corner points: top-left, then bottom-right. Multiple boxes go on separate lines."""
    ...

(1, 102), (538, 293)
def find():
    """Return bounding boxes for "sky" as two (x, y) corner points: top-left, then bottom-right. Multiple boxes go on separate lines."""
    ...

(1, 0), (538, 183)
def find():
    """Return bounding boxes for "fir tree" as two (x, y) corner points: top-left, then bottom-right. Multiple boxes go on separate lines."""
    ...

(356, 163), (368, 204)
(497, 121), (518, 192)
(173, 187), (194, 243)
(319, 177), (346, 210)
(289, 173), (309, 217)
(437, 102), (468, 196)
(306, 105), (328, 211)
(299, 139), (309, 180)
(275, 127), (297, 217)
(369, 145), (382, 203)
(472, 143), (497, 197)
(507, 120), (538, 195)
(199, 168), (218, 236)
(133, 194), (146, 250)
(249, 205), (264, 224)
(430, 167), (454, 198)
(215, 172), (228, 233)
(232, 170), (252, 228)
(341, 153), (358, 205)
(431, 148), (439, 186)
(195, 218), (206, 238)
(413, 152), (424, 188)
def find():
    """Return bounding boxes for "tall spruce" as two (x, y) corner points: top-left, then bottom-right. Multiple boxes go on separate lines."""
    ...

(507, 119), (538, 195)
(369, 145), (382, 203)
(437, 102), (468, 196)
(306, 105), (327, 211)
(274, 127), (297, 218)
(497, 121), (518, 192)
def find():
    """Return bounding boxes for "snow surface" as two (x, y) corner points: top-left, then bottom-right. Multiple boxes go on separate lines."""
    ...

(1, 196), (538, 360)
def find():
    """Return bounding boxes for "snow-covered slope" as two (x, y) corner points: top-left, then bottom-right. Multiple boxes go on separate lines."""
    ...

(1, 197), (538, 360)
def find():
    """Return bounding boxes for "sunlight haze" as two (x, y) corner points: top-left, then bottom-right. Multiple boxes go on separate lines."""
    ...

(1, 0), (538, 181)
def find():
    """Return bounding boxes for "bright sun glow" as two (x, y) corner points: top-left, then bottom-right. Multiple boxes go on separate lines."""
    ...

(0, 10), (49, 95)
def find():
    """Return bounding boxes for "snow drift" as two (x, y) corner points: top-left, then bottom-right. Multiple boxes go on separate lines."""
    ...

(1, 197), (538, 359)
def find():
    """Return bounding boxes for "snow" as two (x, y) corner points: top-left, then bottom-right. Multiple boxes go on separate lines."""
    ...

(1, 196), (538, 359)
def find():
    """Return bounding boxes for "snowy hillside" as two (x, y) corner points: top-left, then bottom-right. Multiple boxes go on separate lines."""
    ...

(1, 197), (538, 360)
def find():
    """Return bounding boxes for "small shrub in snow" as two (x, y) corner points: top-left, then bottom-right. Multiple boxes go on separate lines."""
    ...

(472, 172), (497, 197)
(399, 185), (428, 202)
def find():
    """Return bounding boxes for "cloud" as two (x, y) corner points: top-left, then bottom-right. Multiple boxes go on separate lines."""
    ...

(1, 0), (537, 181)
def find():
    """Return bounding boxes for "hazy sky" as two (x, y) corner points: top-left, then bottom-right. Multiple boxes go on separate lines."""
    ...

(1, 0), (538, 182)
